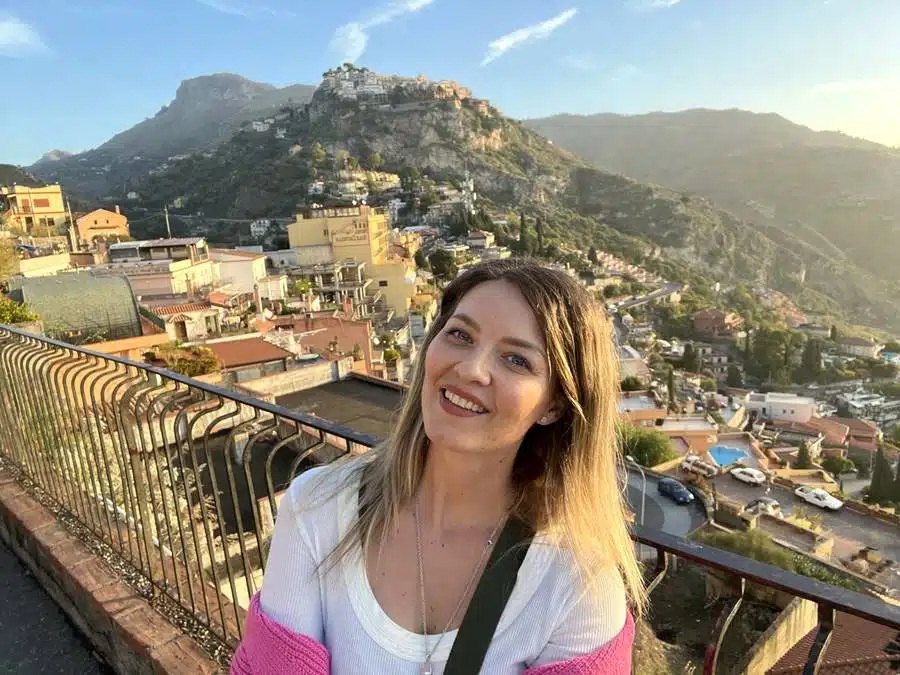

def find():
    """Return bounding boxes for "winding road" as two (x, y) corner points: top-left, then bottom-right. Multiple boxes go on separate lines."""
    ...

(625, 471), (707, 537)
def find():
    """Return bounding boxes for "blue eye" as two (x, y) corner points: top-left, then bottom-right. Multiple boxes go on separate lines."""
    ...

(505, 354), (531, 370)
(447, 328), (472, 343)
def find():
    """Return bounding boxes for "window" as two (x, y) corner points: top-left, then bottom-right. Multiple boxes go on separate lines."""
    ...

(323, 229), (328, 236)
(33, 198), (50, 208)
(94, 220), (98, 225)
(379, 280), (389, 287)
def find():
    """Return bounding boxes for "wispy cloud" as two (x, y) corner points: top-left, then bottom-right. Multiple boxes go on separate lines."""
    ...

(610, 63), (638, 82)
(809, 79), (891, 95)
(195, 0), (250, 16)
(0, 15), (48, 57)
(625, 0), (681, 12)
(194, 0), (295, 18)
(562, 54), (600, 71)
(481, 8), (578, 67)
(330, 0), (437, 64)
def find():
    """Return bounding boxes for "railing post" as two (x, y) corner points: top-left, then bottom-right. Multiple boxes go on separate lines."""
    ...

(123, 406), (157, 571)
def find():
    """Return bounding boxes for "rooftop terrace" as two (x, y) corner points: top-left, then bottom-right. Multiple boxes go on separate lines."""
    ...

(0, 323), (899, 673)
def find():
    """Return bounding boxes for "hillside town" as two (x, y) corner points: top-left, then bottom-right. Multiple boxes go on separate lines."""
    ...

(4, 71), (900, 674)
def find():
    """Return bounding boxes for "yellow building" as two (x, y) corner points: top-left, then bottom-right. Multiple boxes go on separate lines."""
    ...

(75, 207), (129, 245)
(1, 184), (67, 233)
(289, 206), (419, 316)
(289, 205), (389, 265)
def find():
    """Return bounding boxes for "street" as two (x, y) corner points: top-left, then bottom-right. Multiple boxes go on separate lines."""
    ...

(710, 473), (900, 584)
(625, 472), (707, 537)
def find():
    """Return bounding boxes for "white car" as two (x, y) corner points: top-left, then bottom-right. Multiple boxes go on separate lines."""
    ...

(794, 486), (844, 511)
(730, 467), (767, 486)
(680, 455), (718, 478)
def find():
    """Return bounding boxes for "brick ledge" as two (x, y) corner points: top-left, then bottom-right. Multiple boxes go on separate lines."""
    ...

(0, 468), (221, 675)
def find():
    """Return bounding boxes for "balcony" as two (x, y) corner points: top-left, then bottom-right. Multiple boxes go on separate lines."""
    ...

(0, 323), (899, 673)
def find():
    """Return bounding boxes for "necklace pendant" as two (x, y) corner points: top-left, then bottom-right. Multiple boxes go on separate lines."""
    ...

(420, 662), (433, 675)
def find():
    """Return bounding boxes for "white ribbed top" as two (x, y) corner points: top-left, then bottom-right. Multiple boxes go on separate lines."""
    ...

(259, 461), (626, 675)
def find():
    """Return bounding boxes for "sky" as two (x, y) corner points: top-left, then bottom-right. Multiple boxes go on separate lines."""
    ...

(2, 0), (899, 165)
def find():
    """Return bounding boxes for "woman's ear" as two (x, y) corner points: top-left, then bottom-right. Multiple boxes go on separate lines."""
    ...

(537, 405), (564, 426)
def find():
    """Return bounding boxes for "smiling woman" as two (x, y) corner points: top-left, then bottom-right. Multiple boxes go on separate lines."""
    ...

(232, 258), (641, 675)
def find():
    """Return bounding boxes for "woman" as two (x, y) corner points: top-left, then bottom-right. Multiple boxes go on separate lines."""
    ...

(232, 258), (644, 674)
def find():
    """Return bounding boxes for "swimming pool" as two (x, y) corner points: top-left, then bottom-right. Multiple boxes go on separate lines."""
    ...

(709, 445), (748, 467)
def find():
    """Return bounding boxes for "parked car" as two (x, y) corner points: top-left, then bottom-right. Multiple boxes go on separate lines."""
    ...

(681, 455), (718, 478)
(658, 477), (695, 505)
(745, 497), (783, 519)
(794, 486), (844, 511)
(730, 467), (767, 486)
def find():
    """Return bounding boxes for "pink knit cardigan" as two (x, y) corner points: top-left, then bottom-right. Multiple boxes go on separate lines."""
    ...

(230, 592), (634, 674)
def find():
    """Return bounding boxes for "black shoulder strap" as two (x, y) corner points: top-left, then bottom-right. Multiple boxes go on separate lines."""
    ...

(443, 516), (534, 675)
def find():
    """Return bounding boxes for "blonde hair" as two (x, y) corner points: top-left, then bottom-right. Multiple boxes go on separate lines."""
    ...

(324, 258), (646, 615)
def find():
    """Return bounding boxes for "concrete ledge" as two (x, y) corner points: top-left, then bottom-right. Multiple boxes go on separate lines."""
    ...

(0, 469), (221, 675)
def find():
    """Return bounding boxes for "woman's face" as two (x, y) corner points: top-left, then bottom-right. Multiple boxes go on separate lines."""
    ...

(421, 279), (558, 457)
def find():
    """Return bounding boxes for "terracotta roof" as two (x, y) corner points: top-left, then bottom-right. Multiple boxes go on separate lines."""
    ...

(825, 416), (878, 438)
(152, 302), (212, 316)
(805, 417), (851, 446)
(206, 338), (293, 369)
(768, 611), (900, 674)
(768, 420), (826, 439)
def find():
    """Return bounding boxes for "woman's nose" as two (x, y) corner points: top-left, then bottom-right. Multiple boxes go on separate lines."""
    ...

(455, 348), (491, 386)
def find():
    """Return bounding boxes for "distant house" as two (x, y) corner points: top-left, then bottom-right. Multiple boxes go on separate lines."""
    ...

(206, 336), (294, 382)
(249, 219), (273, 238)
(693, 309), (744, 337)
(146, 300), (224, 343)
(837, 336), (884, 359)
(75, 206), (129, 245)
(744, 392), (817, 423)
(466, 230), (495, 249)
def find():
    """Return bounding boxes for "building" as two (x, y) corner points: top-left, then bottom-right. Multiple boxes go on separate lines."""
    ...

(618, 345), (651, 383)
(209, 248), (268, 295)
(249, 219), (273, 238)
(409, 294), (438, 339)
(205, 336), (295, 382)
(96, 238), (218, 299)
(288, 205), (418, 317)
(466, 230), (495, 249)
(744, 392), (817, 423)
(693, 309), (744, 337)
(825, 416), (880, 452)
(10, 251), (73, 278)
(257, 275), (289, 306)
(0, 184), (67, 232)
(836, 336), (884, 359)
(6, 273), (144, 343)
(797, 323), (831, 339)
(75, 207), (129, 245)
(144, 300), (224, 343)
(260, 312), (376, 374)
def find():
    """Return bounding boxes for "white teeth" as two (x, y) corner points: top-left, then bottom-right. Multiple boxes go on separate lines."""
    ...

(443, 389), (486, 413)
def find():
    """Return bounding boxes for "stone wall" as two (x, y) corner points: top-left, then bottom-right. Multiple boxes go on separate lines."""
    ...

(733, 597), (818, 675)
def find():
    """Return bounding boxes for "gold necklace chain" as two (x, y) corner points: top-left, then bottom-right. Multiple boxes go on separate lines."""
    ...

(413, 495), (507, 675)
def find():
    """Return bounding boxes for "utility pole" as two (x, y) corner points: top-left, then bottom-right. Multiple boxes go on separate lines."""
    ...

(164, 205), (172, 239)
(65, 197), (77, 251)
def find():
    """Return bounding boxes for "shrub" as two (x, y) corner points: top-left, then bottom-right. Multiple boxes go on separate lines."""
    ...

(618, 423), (678, 467)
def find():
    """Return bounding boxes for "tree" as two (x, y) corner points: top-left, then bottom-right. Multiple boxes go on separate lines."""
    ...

(682, 343), (698, 372)
(383, 347), (400, 365)
(0, 240), (17, 280)
(292, 279), (311, 296)
(800, 339), (823, 381)
(829, 324), (838, 341)
(535, 217), (544, 255)
(414, 249), (429, 270)
(347, 155), (360, 171)
(0, 298), (37, 324)
(367, 152), (384, 170)
(667, 368), (676, 409)
(428, 250), (457, 280)
(700, 378), (717, 392)
(836, 401), (852, 419)
(620, 376), (645, 392)
(400, 167), (421, 192)
(448, 211), (470, 238)
(618, 423), (678, 467)
(603, 284), (619, 298)
(795, 441), (813, 469)
(821, 456), (855, 477)
(313, 142), (327, 167)
(517, 212), (531, 255)
(868, 446), (895, 504)
(726, 364), (743, 387)
(587, 246), (598, 265)
(892, 460), (900, 502)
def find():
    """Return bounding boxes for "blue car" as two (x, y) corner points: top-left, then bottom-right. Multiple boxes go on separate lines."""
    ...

(657, 477), (695, 505)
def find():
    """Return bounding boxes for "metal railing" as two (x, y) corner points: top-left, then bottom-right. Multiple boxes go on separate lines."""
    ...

(1, 322), (899, 672)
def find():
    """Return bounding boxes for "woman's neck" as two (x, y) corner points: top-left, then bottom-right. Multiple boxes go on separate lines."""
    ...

(418, 444), (516, 536)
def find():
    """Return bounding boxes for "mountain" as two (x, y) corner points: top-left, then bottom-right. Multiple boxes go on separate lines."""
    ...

(523, 109), (900, 289)
(0, 165), (43, 187)
(34, 150), (73, 165)
(125, 70), (900, 331)
(29, 73), (316, 198)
